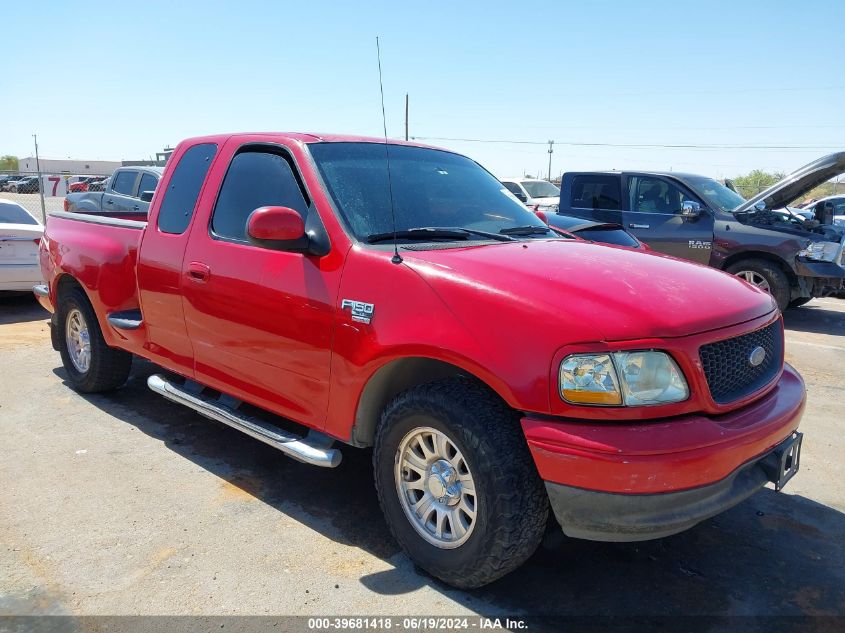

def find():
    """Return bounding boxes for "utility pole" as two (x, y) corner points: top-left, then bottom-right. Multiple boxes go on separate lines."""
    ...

(33, 134), (46, 223)
(547, 140), (554, 181)
(404, 93), (409, 141)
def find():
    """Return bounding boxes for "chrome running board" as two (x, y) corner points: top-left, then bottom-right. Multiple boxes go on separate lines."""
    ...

(147, 374), (341, 468)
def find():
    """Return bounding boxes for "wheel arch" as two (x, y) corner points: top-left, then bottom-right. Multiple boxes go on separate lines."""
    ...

(720, 251), (798, 285)
(349, 357), (509, 448)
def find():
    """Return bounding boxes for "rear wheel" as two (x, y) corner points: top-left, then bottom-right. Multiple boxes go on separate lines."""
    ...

(373, 378), (548, 589)
(726, 259), (791, 312)
(58, 287), (132, 392)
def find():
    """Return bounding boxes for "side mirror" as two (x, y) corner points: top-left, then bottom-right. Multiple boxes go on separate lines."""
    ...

(247, 206), (306, 244)
(681, 200), (702, 218)
(140, 190), (154, 202)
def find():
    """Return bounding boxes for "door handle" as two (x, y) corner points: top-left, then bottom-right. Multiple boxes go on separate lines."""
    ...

(105, 199), (114, 205)
(133, 205), (139, 211)
(629, 223), (650, 229)
(187, 261), (211, 283)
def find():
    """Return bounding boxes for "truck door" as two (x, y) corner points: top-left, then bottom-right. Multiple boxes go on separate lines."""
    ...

(137, 142), (219, 376)
(180, 142), (339, 428)
(104, 169), (139, 214)
(566, 174), (623, 224)
(622, 175), (714, 264)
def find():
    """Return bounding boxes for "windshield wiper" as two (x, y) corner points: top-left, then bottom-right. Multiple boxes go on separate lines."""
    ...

(366, 227), (514, 244)
(499, 225), (553, 236)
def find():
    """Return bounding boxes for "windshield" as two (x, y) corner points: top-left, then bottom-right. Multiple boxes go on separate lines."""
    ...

(0, 202), (38, 225)
(521, 180), (560, 199)
(684, 176), (746, 213)
(309, 143), (551, 241)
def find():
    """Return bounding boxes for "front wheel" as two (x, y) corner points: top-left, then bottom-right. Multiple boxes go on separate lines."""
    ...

(58, 287), (132, 392)
(726, 258), (791, 312)
(373, 378), (549, 589)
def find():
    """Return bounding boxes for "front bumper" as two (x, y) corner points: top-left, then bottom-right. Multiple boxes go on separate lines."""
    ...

(794, 259), (845, 295)
(523, 363), (805, 541)
(545, 432), (801, 541)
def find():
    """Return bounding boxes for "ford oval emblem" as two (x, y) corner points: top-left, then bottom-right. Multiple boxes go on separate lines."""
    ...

(749, 346), (766, 367)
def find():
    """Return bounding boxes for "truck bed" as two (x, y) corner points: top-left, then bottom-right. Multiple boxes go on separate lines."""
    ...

(41, 211), (146, 351)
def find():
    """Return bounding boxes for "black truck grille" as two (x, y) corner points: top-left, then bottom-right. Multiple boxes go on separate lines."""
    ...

(699, 321), (782, 404)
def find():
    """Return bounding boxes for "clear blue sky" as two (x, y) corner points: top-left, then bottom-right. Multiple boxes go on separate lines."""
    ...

(3, 0), (844, 180)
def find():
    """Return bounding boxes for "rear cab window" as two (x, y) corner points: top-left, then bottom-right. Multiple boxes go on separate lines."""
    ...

(157, 143), (218, 234)
(111, 170), (139, 196)
(138, 172), (158, 197)
(570, 175), (621, 210)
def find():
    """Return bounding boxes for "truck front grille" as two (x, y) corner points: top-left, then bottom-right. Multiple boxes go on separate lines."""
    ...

(699, 320), (782, 404)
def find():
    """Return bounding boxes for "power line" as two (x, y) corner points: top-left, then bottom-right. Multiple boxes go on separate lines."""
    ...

(411, 136), (844, 151)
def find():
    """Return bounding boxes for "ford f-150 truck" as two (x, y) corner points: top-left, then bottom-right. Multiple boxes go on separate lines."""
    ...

(64, 166), (162, 217)
(34, 133), (805, 588)
(554, 153), (845, 312)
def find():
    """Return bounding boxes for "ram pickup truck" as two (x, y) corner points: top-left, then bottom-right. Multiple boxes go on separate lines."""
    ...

(555, 153), (845, 311)
(34, 133), (805, 588)
(64, 166), (162, 217)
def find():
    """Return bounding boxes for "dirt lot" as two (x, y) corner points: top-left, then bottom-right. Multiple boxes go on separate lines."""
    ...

(1, 294), (844, 623)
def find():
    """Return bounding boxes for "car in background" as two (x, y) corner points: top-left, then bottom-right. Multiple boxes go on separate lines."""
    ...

(0, 175), (23, 192)
(68, 176), (105, 193)
(9, 177), (37, 193)
(556, 154), (845, 311)
(5, 176), (40, 194)
(801, 195), (845, 227)
(64, 166), (161, 216)
(501, 178), (561, 211)
(86, 176), (110, 192)
(0, 198), (43, 291)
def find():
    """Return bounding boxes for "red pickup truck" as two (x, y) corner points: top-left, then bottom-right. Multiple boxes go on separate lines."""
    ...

(34, 133), (805, 588)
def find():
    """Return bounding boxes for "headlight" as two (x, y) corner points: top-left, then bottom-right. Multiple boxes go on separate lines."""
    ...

(559, 351), (688, 406)
(559, 354), (621, 405)
(798, 241), (839, 262)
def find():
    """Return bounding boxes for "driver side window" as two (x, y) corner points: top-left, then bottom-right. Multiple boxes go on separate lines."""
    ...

(630, 176), (687, 214)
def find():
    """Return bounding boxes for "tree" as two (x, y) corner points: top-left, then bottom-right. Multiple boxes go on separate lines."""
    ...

(731, 170), (785, 198)
(0, 155), (18, 172)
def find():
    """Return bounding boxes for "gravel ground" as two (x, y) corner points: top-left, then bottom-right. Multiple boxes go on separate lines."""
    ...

(1, 295), (843, 624)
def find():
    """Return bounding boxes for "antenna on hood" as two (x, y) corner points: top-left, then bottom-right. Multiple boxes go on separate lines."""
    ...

(376, 36), (402, 265)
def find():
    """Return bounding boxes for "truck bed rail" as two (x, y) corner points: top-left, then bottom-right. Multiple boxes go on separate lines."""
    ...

(50, 211), (147, 230)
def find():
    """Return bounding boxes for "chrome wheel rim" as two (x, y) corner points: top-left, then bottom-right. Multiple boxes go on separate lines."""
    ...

(65, 308), (91, 373)
(736, 270), (771, 293)
(394, 426), (477, 549)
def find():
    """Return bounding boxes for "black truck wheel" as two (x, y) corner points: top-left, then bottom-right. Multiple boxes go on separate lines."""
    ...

(726, 259), (791, 312)
(57, 286), (132, 393)
(373, 378), (548, 589)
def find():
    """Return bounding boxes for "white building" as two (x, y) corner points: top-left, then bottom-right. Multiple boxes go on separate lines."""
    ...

(16, 157), (121, 176)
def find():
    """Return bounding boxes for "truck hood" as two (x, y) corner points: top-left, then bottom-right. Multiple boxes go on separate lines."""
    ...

(401, 240), (776, 341)
(735, 151), (845, 215)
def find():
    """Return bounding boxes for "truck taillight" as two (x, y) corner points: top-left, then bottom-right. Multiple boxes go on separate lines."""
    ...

(34, 238), (41, 246)
(63, 198), (69, 212)
(535, 210), (548, 224)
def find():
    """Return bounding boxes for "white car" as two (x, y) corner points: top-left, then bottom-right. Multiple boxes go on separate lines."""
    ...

(500, 178), (561, 211)
(0, 199), (44, 291)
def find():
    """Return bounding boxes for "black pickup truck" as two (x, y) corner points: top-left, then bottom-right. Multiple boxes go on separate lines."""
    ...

(555, 153), (845, 311)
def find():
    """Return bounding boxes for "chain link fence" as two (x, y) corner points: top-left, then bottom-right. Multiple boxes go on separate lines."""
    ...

(0, 170), (111, 224)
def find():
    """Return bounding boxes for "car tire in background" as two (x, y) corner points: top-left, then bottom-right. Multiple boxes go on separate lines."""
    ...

(57, 286), (132, 393)
(726, 258), (791, 312)
(373, 377), (549, 589)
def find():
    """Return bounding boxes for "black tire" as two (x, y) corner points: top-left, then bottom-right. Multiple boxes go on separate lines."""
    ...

(788, 297), (812, 308)
(57, 286), (132, 393)
(726, 258), (791, 312)
(373, 378), (549, 589)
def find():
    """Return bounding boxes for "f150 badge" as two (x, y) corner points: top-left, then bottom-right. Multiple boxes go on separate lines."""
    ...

(688, 240), (712, 249)
(341, 299), (375, 324)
